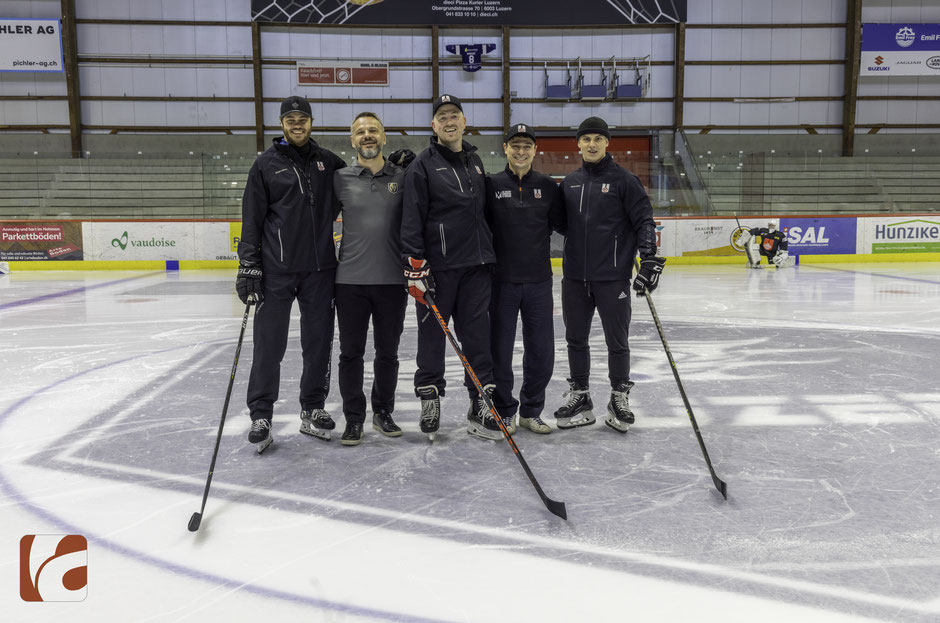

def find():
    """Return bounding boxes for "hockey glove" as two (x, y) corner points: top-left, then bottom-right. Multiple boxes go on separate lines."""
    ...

(388, 149), (416, 169)
(736, 229), (752, 245)
(404, 257), (435, 306)
(632, 256), (666, 296)
(772, 249), (790, 267)
(236, 262), (263, 304)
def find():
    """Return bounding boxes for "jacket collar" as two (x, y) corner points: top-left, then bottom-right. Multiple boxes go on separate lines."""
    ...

(582, 153), (613, 174)
(430, 136), (477, 162)
(503, 163), (533, 184)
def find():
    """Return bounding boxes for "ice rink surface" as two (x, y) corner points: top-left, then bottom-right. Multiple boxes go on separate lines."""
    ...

(2, 262), (939, 622)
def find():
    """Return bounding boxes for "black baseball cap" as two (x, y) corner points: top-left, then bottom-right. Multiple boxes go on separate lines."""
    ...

(432, 94), (463, 115)
(576, 116), (610, 140)
(505, 123), (536, 143)
(280, 96), (312, 120)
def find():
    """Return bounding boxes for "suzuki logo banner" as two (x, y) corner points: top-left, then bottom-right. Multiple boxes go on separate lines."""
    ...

(861, 23), (940, 76)
(252, 0), (686, 25)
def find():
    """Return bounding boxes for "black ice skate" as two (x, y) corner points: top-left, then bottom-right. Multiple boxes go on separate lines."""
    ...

(248, 417), (273, 454)
(372, 410), (402, 437)
(417, 385), (441, 441)
(341, 421), (363, 446)
(300, 408), (335, 441)
(553, 379), (595, 429)
(467, 385), (502, 441)
(605, 381), (636, 434)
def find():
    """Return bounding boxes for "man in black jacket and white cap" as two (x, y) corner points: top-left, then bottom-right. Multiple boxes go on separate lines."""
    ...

(236, 95), (346, 452)
(400, 93), (500, 441)
(554, 116), (665, 434)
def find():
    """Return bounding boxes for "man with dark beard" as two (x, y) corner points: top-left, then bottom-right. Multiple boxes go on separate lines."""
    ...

(332, 112), (409, 445)
(236, 95), (346, 452)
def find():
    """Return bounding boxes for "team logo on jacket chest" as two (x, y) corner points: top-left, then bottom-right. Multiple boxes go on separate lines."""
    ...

(534, 188), (542, 199)
(388, 182), (400, 194)
(495, 190), (512, 199)
(317, 161), (325, 171)
(475, 165), (482, 175)
(601, 183), (610, 193)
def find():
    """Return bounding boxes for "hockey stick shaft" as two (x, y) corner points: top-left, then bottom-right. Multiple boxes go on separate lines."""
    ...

(638, 283), (728, 499)
(188, 302), (253, 531)
(423, 293), (567, 520)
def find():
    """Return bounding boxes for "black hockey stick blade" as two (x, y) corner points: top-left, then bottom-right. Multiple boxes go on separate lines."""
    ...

(188, 512), (202, 532)
(188, 302), (254, 531)
(424, 293), (567, 519)
(637, 271), (728, 499)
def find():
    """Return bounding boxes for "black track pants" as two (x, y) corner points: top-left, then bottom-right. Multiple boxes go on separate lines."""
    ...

(413, 265), (493, 398)
(561, 278), (632, 387)
(489, 278), (555, 418)
(335, 283), (407, 424)
(247, 269), (335, 418)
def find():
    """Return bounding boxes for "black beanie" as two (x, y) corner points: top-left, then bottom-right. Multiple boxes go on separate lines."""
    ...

(576, 116), (610, 140)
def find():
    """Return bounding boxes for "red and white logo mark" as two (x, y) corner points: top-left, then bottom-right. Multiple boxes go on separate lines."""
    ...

(20, 535), (87, 602)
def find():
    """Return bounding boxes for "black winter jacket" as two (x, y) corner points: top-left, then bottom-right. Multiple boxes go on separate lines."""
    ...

(238, 137), (346, 273)
(559, 154), (657, 281)
(400, 137), (496, 270)
(485, 165), (564, 283)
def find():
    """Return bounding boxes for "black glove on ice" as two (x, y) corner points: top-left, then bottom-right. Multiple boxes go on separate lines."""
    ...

(632, 256), (666, 296)
(236, 262), (263, 304)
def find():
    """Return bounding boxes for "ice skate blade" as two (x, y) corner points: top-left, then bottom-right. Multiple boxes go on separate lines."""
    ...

(299, 422), (331, 441)
(255, 436), (273, 454)
(426, 432), (436, 442)
(604, 415), (630, 434)
(467, 424), (502, 441)
(555, 412), (596, 429)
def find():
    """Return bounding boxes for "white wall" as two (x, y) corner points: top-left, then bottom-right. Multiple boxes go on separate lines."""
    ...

(1, 0), (939, 138)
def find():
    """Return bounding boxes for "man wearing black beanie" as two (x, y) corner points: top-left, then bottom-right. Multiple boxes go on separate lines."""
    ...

(236, 95), (347, 452)
(553, 116), (666, 434)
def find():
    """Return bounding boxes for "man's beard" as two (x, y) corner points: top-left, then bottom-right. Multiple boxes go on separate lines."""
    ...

(283, 129), (310, 147)
(356, 143), (381, 160)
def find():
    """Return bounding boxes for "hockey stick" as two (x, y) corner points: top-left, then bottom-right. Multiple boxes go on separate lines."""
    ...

(188, 301), (254, 532)
(635, 271), (728, 499)
(423, 292), (568, 520)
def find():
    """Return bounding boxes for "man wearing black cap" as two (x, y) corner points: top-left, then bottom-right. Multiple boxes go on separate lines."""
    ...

(485, 124), (564, 435)
(236, 95), (347, 452)
(553, 116), (665, 434)
(400, 93), (500, 441)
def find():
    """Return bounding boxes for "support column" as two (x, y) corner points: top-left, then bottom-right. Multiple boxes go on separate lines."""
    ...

(842, 0), (862, 156)
(502, 26), (511, 131)
(431, 25), (440, 100)
(60, 0), (82, 157)
(673, 21), (686, 131)
(251, 21), (265, 153)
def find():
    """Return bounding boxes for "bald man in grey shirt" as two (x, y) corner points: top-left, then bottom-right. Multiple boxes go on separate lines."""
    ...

(333, 112), (409, 445)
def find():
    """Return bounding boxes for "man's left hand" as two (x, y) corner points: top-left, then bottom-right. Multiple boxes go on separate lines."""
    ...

(632, 256), (666, 296)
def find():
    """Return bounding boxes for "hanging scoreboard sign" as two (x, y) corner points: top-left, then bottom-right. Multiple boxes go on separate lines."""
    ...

(253, 1), (686, 25)
(297, 61), (389, 85)
(861, 23), (940, 76)
(0, 18), (63, 72)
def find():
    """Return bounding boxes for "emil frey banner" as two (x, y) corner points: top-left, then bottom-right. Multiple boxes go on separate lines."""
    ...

(861, 23), (940, 76)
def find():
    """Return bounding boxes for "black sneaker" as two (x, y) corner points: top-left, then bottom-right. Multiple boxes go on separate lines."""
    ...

(341, 422), (363, 446)
(372, 411), (402, 437)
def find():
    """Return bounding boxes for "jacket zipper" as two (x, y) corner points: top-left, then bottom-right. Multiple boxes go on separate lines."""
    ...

(583, 178), (591, 281)
(451, 168), (464, 192)
(440, 223), (447, 256)
(278, 228), (284, 262)
(613, 235), (618, 267)
(292, 161), (321, 271)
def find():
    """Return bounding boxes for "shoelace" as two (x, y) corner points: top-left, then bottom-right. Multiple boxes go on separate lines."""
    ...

(611, 391), (630, 412)
(420, 399), (439, 423)
(561, 389), (587, 409)
(251, 419), (271, 432)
